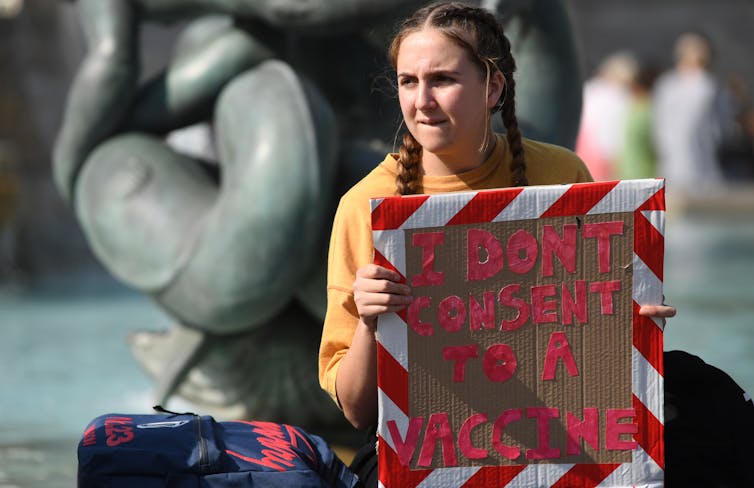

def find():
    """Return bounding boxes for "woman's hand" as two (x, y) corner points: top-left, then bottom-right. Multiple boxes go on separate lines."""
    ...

(352, 264), (413, 329)
(639, 303), (677, 328)
(336, 265), (412, 429)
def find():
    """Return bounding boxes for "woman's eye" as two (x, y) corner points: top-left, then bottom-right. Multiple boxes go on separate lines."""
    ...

(399, 78), (417, 87)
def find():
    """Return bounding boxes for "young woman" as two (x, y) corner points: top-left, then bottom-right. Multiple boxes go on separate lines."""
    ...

(318, 1), (675, 483)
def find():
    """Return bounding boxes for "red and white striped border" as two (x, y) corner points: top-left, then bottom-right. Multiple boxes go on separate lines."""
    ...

(372, 179), (665, 488)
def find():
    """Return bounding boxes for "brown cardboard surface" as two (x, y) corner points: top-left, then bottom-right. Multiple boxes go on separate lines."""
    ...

(404, 212), (634, 468)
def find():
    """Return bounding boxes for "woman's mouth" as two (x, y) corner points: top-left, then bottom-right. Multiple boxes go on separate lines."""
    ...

(419, 118), (446, 126)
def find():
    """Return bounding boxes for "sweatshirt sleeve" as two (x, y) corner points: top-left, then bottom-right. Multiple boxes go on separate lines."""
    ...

(318, 192), (373, 406)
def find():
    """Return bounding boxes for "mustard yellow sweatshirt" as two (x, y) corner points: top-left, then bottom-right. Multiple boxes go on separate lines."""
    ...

(318, 135), (593, 405)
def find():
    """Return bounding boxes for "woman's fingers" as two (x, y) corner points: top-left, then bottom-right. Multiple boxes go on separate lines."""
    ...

(354, 265), (411, 295)
(355, 293), (412, 314)
(354, 277), (411, 296)
(638, 304), (676, 329)
(356, 263), (402, 282)
(353, 287), (413, 312)
(353, 265), (413, 326)
(638, 304), (677, 318)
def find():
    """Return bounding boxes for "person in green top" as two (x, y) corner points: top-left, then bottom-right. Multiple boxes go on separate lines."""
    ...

(618, 65), (659, 180)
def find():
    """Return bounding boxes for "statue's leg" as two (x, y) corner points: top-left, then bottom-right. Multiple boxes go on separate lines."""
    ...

(53, 0), (138, 203)
(131, 301), (358, 442)
(156, 60), (338, 334)
(75, 133), (218, 291)
(130, 320), (208, 406)
(74, 132), (221, 406)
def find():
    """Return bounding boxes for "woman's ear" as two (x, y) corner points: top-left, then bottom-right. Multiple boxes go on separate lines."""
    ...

(487, 69), (505, 109)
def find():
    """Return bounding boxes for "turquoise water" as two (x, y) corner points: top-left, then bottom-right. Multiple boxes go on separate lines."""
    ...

(0, 282), (170, 487)
(663, 212), (754, 394)
(1, 212), (753, 486)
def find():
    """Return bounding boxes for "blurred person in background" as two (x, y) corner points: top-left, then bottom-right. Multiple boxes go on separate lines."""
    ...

(617, 63), (660, 180)
(716, 74), (754, 181)
(575, 50), (638, 181)
(0, 142), (19, 283)
(652, 32), (724, 197)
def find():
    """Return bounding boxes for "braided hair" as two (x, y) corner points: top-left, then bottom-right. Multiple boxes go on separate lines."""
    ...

(389, 1), (528, 195)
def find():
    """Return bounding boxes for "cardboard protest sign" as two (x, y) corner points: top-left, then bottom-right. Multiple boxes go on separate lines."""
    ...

(371, 179), (665, 488)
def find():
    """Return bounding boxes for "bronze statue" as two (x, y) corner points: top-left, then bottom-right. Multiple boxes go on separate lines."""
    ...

(53, 0), (581, 442)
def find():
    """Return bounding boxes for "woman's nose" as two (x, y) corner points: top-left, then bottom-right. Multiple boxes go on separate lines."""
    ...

(416, 83), (436, 110)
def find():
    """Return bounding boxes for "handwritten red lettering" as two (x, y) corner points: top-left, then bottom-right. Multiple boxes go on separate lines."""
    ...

(506, 229), (538, 274)
(387, 417), (424, 466)
(566, 407), (599, 455)
(492, 409), (522, 460)
(467, 228), (504, 281)
(525, 407), (561, 460)
(438, 295), (465, 332)
(482, 343), (517, 382)
(417, 413), (457, 468)
(442, 344), (478, 382)
(531, 284), (558, 324)
(590, 280), (622, 314)
(499, 284), (530, 331)
(542, 331), (580, 380)
(458, 413), (488, 460)
(605, 409), (638, 451)
(411, 232), (445, 287)
(407, 295), (433, 336)
(583, 221), (624, 273)
(394, 406), (636, 468)
(468, 291), (496, 331)
(542, 224), (577, 276)
(561, 280), (588, 325)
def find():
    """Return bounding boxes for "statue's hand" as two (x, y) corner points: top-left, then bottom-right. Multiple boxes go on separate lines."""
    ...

(492, 0), (534, 16)
(253, 0), (534, 31)
(250, 0), (418, 29)
(255, 0), (319, 24)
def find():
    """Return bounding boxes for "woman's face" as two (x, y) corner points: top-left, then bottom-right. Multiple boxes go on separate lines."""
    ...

(396, 28), (503, 174)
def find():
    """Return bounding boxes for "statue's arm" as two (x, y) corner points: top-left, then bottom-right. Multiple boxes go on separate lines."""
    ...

(53, 0), (139, 203)
(53, 0), (280, 202)
(123, 17), (275, 133)
(141, 0), (428, 30)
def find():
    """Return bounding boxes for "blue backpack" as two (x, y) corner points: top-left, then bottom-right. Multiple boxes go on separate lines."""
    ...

(77, 409), (360, 488)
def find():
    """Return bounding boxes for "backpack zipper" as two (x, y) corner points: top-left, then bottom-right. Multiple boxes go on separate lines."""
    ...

(196, 415), (210, 472)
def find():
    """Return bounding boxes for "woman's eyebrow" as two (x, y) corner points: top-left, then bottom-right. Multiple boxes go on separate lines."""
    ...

(397, 68), (462, 78)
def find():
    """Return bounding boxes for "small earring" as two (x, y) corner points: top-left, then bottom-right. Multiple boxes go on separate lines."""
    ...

(493, 82), (507, 113)
(392, 119), (406, 152)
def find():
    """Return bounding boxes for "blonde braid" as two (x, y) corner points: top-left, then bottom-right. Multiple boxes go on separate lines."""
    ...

(467, 6), (528, 186)
(496, 38), (528, 186)
(395, 131), (423, 195)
